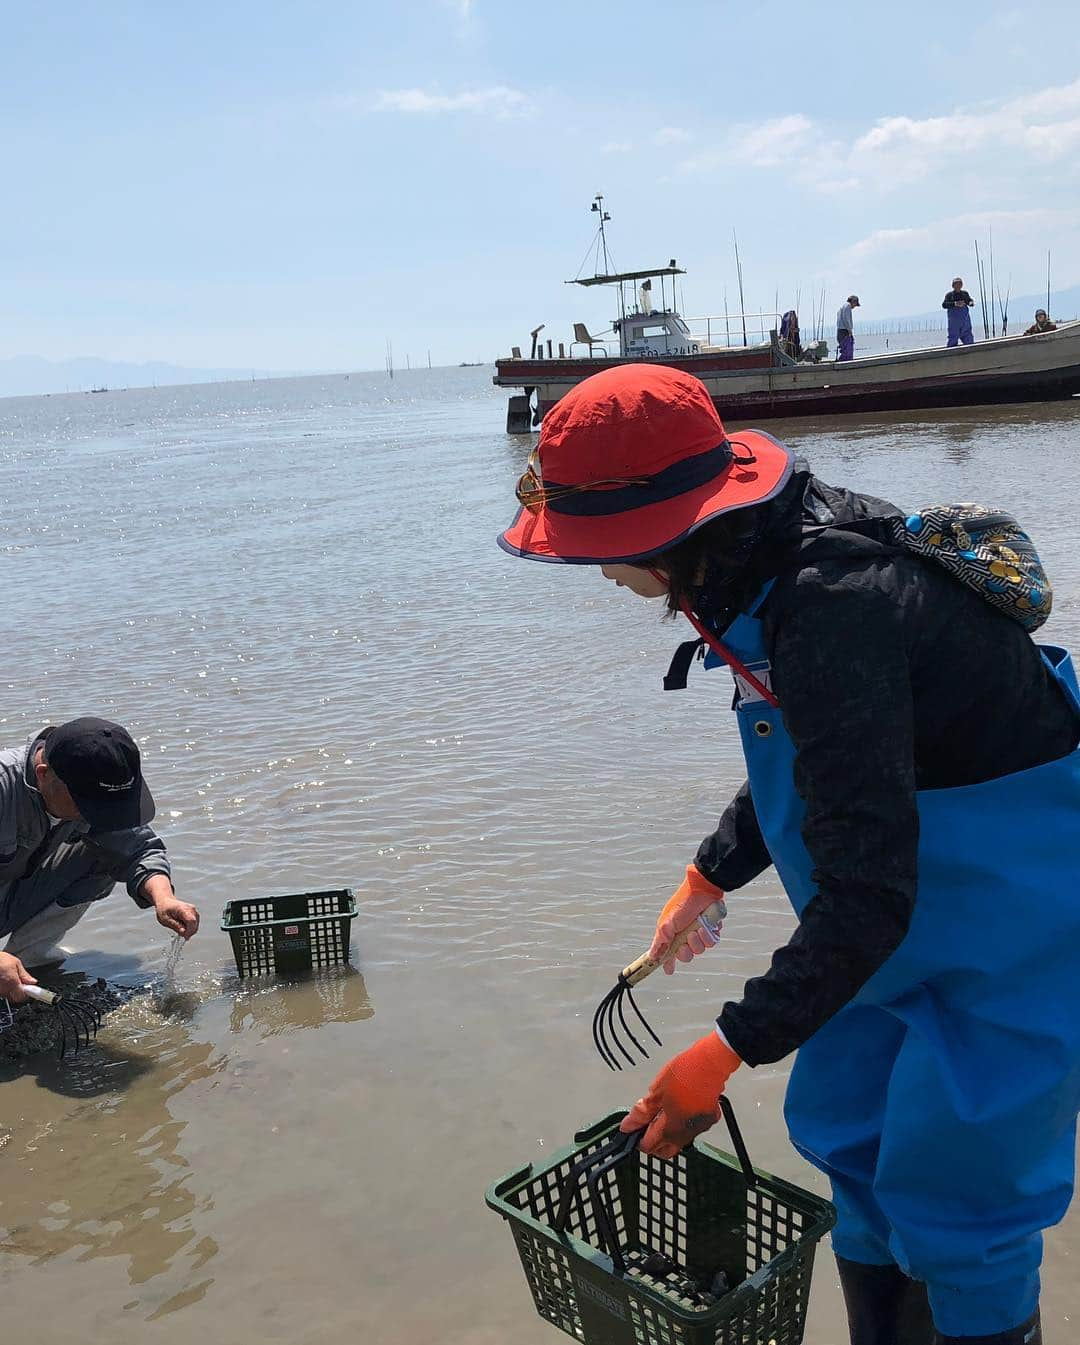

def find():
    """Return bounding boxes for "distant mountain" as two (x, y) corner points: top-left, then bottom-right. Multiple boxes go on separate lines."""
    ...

(0, 355), (306, 400)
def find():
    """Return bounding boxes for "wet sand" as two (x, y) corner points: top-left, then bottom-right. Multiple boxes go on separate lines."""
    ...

(1, 370), (1078, 1341)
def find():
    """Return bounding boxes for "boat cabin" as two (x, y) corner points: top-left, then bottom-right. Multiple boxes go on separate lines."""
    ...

(614, 306), (701, 359)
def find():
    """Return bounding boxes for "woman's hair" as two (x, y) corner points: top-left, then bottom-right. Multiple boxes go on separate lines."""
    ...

(650, 511), (762, 616)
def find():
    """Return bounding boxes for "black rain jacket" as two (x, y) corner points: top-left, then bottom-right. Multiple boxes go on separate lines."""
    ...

(684, 464), (1080, 1066)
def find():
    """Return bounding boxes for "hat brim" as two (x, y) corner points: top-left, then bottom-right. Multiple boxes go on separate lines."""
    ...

(74, 775), (156, 834)
(498, 429), (794, 564)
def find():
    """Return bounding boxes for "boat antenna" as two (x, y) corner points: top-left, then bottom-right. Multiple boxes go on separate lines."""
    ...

(1047, 248), (1052, 319)
(733, 229), (748, 347)
(988, 226), (996, 337)
(593, 193), (613, 275)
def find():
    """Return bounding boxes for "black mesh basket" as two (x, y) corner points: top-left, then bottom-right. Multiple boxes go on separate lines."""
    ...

(486, 1099), (835, 1345)
(221, 888), (357, 978)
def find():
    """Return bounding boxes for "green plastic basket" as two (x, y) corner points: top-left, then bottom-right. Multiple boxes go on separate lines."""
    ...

(221, 888), (357, 978)
(486, 1101), (835, 1345)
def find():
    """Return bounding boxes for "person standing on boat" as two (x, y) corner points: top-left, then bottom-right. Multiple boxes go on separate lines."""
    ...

(1025, 309), (1057, 335)
(942, 278), (976, 346)
(0, 718), (199, 1003)
(836, 295), (859, 360)
(499, 363), (1080, 1345)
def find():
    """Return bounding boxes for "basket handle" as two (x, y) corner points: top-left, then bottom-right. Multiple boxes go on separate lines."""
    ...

(553, 1098), (758, 1274)
(718, 1095), (757, 1190)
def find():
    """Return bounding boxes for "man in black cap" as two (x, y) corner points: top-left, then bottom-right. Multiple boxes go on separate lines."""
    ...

(0, 718), (198, 1004)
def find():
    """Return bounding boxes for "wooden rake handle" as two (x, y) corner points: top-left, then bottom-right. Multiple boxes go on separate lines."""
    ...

(620, 899), (727, 987)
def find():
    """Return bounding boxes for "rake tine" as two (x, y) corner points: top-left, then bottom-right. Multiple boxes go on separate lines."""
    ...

(65, 1003), (94, 1051)
(592, 991), (620, 1071)
(586, 1131), (641, 1275)
(63, 1007), (84, 1057)
(69, 998), (100, 1040)
(613, 980), (649, 1061)
(56, 1010), (73, 1060)
(605, 989), (638, 1069)
(623, 982), (663, 1049)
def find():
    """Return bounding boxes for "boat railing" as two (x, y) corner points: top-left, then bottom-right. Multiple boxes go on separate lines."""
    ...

(682, 312), (780, 348)
(557, 311), (781, 359)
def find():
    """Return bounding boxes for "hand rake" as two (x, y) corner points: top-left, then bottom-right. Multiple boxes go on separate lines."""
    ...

(20, 984), (103, 1058)
(592, 899), (725, 1071)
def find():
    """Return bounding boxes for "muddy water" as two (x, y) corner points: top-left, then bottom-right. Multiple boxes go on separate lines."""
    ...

(1, 369), (1079, 1343)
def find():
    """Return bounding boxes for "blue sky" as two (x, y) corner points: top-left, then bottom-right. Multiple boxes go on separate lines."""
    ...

(3, 1), (1079, 370)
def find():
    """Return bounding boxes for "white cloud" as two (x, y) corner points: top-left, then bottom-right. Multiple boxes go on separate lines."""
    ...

(600, 140), (633, 154)
(846, 207), (1080, 262)
(732, 114), (815, 166)
(674, 112), (819, 178)
(372, 85), (531, 118)
(843, 78), (1080, 187)
(670, 77), (1080, 197)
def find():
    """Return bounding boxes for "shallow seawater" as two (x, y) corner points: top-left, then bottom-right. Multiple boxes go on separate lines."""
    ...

(0, 368), (1078, 1343)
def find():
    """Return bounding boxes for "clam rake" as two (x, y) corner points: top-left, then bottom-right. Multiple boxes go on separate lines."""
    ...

(20, 984), (102, 1057)
(593, 898), (726, 1070)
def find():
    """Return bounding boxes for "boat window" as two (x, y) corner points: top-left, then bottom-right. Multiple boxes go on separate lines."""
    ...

(641, 325), (670, 338)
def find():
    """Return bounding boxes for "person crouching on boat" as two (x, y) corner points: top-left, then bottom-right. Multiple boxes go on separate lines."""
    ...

(1025, 309), (1057, 335)
(0, 718), (199, 1003)
(942, 277), (976, 346)
(836, 294), (859, 360)
(498, 363), (1080, 1345)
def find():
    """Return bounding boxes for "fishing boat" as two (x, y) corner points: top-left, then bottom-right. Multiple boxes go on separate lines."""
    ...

(494, 200), (1080, 430)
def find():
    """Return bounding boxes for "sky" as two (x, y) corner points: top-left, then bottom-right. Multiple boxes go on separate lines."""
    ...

(3, 1), (1080, 372)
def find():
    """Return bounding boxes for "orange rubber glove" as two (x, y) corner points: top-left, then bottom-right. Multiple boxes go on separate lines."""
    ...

(619, 1031), (741, 1158)
(651, 864), (727, 975)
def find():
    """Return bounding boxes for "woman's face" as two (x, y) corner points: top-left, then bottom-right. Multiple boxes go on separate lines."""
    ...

(599, 564), (669, 599)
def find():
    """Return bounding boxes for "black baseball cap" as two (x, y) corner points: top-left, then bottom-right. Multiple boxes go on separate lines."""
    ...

(44, 717), (155, 832)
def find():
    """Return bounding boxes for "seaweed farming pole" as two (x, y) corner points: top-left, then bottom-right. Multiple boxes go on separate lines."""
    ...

(733, 230), (748, 347)
(974, 239), (990, 340)
(998, 278), (1011, 337)
(988, 226), (996, 337)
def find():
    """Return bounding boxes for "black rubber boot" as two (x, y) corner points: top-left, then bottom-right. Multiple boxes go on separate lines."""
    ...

(837, 1255), (936, 1345)
(934, 1309), (1041, 1345)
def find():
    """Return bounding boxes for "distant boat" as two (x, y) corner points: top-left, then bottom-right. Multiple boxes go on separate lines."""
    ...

(495, 198), (1080, 430)
(459, 361), (483, 367)
(88, 386), (108, 394)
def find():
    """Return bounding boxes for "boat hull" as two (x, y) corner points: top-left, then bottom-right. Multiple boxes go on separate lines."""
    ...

(494, 324), (1080, 423)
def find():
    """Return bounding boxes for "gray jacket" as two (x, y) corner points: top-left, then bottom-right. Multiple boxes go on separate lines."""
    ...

(0, 731), (171, 909)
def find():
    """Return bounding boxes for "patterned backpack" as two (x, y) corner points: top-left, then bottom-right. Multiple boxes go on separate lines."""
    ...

(888, 504), (1052, 632)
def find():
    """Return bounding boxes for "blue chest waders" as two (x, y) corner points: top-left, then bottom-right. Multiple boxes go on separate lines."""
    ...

(706, 589), (1080, 1337)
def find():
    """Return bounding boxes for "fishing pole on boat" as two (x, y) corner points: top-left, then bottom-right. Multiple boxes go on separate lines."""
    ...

(989, 226), (996, 337)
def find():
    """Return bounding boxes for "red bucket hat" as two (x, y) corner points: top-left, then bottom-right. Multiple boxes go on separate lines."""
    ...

(498, 364), (793, 564)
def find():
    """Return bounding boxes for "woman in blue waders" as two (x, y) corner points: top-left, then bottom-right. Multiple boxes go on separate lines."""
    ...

(498, 364), (1080, 1344)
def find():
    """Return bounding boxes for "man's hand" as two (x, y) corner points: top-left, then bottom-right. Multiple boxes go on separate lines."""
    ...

(142, 875), (199, 939)
(0, 950), (37, 1004)
(154, 896), (200, 939)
